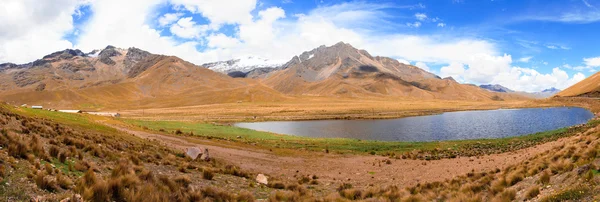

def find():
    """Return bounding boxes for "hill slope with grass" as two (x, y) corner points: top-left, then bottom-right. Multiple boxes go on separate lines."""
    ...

(557, 71), (600, 97)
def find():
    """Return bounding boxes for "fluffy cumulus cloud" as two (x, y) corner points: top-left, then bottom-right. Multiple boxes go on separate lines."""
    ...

(0, 0), (587, 92)
(170, 17), (208, 39)
(0, 0), (84, 64)
(414, 62), (431, 72)
(158, 13), (183, 26)
(440, 54), (585, 92)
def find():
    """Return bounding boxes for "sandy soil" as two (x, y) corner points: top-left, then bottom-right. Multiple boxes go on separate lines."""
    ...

(106, 124), (579, 191)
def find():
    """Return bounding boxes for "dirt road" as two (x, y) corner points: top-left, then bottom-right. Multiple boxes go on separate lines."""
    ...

(108, 124), (579, 190)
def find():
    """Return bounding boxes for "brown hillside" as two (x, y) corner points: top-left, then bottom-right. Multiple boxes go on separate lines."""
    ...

(556, 70), (600, 97)
(0, 47), (287, 110)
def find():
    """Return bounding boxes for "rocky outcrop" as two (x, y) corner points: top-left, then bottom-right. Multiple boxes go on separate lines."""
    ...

(98, 45), (121, 65)
(59, 60), (95, 72)
(12, 71), (43, 87)
(245, 67), (277, 79)
(42, 49), (85, 60)
(124, 47), (152, 70)
(126, 55), (164, 78)
(35, 83), (46, 91)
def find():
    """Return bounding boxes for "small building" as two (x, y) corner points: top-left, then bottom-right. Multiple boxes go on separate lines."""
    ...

(58, 110), (82, 113)
(31, 106), (43, 109)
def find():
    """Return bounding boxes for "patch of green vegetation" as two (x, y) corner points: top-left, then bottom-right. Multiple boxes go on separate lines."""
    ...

(540, 186), (590, 202)
(14, 107), (116, 133)
(122, 118), (599, 159)
(41, 159), (83, 177)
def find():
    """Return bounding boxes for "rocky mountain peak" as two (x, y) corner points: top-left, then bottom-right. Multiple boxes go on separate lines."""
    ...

(42, 49), (86, 60)
(98, 45), (122, 65)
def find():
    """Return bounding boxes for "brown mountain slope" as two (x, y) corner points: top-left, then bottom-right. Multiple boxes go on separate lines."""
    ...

(264, 42), (526, 101)
(0, 47), (287, 110)
(556, 71), (600, 97)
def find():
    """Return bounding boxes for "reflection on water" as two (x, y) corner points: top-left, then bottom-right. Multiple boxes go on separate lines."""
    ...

(234, 107), (595, 142)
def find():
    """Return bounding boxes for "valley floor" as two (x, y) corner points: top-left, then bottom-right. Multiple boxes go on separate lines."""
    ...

(116, 97), (565, 122)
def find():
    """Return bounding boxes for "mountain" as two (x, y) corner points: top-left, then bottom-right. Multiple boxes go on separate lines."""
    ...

(201, 56), (284, 78)
(556, 71), (600, 97)
(479, 84), (560, 99)
(0, 46), (285, 109)
(479, 84), (514, 93)
(262, 42), (525, 100)
(0, 42), (530, 110)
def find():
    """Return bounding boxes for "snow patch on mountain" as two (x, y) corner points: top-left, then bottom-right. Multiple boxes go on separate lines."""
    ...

(202, 56), (286, 73)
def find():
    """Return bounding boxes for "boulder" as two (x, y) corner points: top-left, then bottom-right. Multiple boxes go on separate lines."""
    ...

(256, 174), (268, 185)
(185, 147), (210, 161)
(185, 147), (202, 160)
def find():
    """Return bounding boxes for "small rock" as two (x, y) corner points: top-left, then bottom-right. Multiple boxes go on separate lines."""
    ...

(200, 148), (210, 161)
(72, 194), (82, 202)
(236, 136), (241, 139)
(256, 174), (268, 185)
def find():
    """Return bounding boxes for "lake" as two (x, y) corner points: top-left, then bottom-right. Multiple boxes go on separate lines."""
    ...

(234, 107), (595, 142)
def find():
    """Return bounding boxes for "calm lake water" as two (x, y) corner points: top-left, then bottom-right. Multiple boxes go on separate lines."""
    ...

(234, 107), (595, 142)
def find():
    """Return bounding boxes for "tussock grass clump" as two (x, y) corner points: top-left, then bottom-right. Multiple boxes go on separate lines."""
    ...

(525, 185), (540, 199)
(340, 189), (363, 200)
(539, 171), (551, 184)
(223, 164), (249, 178)
(269, 190), (300, 202)
(540, 186), (590, 202)
(268, 181), (286, 189)
(34, 171), (58, 192)
(507, 172), (524, 186)
(49, 146), (60, 158)
(492, 188), (516, 202)
(202, 168), (214, 180)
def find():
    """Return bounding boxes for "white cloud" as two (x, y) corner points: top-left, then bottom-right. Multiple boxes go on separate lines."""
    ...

(518, 56), (532, 63)
(158, 13), (183, 26)
(0, 0), (84, 64)
(490, 67), (585, 92)
(414, 61), (431, 72)
(440, 62), (465, 80)
(584, 56), (600, 67)
(169, 0), (257, 29)
(170, 17), (208, 39)
(396, 59), (410, 65)
(546, 45), (558, 49)
(406, 22), (422, 28)
(207, 33), (240, 48)
(415, 13), (427, 21)
(437, 23), (446, 27)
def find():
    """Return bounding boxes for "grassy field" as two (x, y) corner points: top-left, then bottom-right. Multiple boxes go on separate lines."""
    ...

(13, 102), (600, 160)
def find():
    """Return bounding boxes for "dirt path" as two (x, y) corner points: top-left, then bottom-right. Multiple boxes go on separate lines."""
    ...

(109, 124), (577, 190)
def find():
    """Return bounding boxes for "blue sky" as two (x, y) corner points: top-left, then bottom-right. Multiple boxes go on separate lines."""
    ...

(2, 0), (600, 92)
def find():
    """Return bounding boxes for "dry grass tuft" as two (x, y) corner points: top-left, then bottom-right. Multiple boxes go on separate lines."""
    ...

(525, 185), (540, 200)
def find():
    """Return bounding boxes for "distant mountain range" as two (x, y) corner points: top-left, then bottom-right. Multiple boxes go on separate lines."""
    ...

(0, 42), (530, 110)
(479, 84), (514, 93)
(201, 56), (284, 78)
(479, 84), (560, 98)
